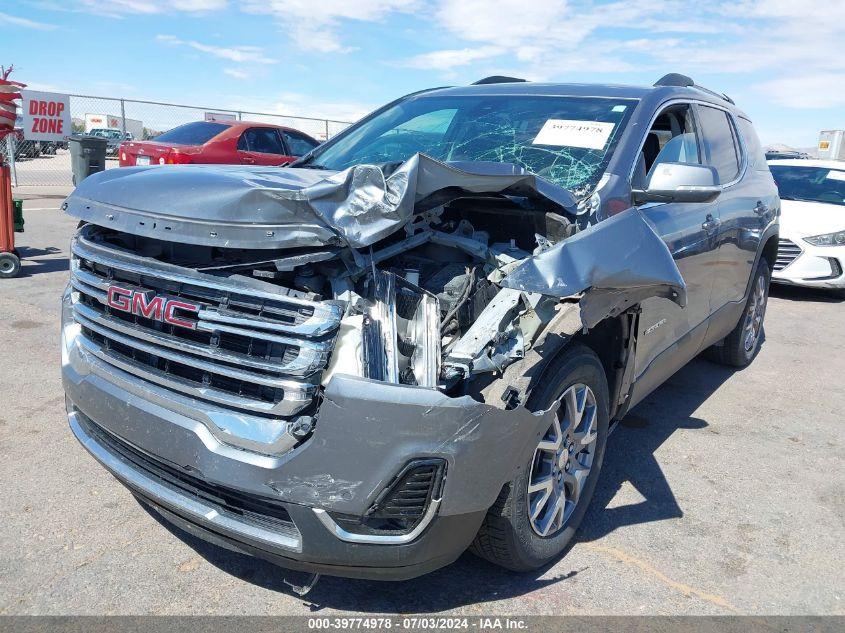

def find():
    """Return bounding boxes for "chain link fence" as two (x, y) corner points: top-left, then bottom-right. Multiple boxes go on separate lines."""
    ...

(6, 94), (352, 187)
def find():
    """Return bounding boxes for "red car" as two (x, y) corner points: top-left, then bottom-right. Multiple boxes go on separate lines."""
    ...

(118, 120), (320, 167)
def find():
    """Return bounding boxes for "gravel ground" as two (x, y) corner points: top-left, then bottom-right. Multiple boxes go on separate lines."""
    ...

(1, 197), (843, 615)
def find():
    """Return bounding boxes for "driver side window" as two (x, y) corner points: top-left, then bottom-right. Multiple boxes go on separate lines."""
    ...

(633, 104), (702, 190)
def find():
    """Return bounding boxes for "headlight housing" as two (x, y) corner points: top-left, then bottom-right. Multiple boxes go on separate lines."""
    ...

(804, 230), (845, 247)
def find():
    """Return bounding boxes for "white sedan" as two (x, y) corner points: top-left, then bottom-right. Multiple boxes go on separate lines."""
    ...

(768, 159), (845, 296)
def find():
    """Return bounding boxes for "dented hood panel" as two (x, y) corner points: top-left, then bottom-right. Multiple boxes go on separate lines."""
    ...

(501, 207), (687, 328)
(64, 153), (576, 250)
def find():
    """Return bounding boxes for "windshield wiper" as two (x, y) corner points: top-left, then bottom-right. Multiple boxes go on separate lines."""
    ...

(295, 163), (328, 170)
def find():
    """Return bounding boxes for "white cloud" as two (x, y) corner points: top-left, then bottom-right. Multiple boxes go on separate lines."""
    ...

(405, 0), (845, 115)
(77, 0), (226, 14)
(223, 68), (251, 80)
(241, 0), (419, 52)
(435, 0), (570, 48)
(0, 11), (58, 30)
(156, 34), (276, 64)
(754, 73), (845, 109)
(229, 91), (373, 124)
(401, 46), (504, 71)
(418, 0), (668, 75)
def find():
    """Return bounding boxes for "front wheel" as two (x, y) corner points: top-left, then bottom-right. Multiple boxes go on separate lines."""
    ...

(707, 257), (770, 367)
(470, 343), (609, 571)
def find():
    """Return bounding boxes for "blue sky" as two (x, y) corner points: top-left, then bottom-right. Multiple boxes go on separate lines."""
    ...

(2, 0), (843, 148)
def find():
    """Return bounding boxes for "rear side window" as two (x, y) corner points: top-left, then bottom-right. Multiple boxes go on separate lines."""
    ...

(153, 122), (228, 145)
(238, 127), (284, 154)
(697, 105), (741, 184)
(282, 130), (319, 157)
(737, 117), (768, 171)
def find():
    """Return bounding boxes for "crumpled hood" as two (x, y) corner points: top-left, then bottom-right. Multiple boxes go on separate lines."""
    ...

(64, 154), (576, 250)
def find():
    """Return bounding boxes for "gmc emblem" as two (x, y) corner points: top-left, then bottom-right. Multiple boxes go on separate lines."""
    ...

(106, 285), (200, 330)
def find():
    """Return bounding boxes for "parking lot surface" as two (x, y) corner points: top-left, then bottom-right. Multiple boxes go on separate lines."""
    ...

(1, 198), (843, 615)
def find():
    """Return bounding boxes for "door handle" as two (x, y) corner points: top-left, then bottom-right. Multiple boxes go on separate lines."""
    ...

(754, 201), (768, 215)
(242, 157), (255, 164)
(702, 214), (721, 231)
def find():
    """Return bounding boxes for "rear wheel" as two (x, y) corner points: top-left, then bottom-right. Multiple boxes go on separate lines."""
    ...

(707, 257), (770, 367)
(470, 343), (609, 571)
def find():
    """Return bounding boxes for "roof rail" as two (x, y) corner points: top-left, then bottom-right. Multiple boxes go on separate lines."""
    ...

(654, 73), (734, 105)
(472, 76), (527, 85)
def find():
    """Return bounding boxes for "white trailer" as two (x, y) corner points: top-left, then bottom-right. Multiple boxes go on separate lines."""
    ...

(818, 130), (845, 161)
(84, 113), (144, 140)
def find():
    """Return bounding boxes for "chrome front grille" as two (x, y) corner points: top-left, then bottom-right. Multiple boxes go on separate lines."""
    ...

(774, 238), (802, 271)
(69, 229), (342, 420)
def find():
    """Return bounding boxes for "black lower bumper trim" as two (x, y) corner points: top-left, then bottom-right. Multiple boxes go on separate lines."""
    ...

(140, 493), (481, 581)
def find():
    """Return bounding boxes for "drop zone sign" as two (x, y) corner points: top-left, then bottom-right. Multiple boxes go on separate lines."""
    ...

(21, 90), (71, 141)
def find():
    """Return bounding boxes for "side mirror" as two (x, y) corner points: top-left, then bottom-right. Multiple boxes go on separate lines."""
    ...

(633, 162), (721, 204)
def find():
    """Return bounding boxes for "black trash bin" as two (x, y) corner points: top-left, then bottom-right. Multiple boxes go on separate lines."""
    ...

(69, 135), (108, 185)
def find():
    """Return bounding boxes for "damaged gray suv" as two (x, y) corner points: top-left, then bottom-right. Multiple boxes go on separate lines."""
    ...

(61, 73), (779, 582)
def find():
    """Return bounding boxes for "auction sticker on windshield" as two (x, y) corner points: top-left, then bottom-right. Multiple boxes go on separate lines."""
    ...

(532, 119), (615, 150)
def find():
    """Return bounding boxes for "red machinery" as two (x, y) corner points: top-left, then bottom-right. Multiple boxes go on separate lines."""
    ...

(0, 65), (24, 278)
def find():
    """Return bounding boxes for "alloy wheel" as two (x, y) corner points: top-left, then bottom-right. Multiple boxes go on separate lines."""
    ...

(743, 273), (767, 353)
(527, 383), (598, 537)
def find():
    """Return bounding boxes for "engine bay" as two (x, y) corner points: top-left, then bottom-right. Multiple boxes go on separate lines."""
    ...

(86, 196), (576, 396)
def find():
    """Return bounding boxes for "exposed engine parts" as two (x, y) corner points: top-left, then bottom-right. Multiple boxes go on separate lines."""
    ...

(85, 197), (571, 399)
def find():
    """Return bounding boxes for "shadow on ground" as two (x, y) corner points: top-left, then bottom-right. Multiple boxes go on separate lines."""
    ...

(769, 284), (843, 304)
(16, 246), (68, 276)
(147, 355), (739, 612)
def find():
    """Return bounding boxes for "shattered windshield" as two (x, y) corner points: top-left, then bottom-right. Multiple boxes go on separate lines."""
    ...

(309, 94), (637, 197)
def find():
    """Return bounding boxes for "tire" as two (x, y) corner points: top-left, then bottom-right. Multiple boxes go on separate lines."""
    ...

(0, 252), (22, 279)
(706, 256), (770, 367)
(470, 343), (609, 571)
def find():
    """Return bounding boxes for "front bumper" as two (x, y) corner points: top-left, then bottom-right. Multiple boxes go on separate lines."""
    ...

(62, 293), (554, 579)
(772, 237), (845, 289)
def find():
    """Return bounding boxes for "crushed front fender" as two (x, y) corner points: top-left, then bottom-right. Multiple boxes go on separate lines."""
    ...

(500, 207), (687, 328)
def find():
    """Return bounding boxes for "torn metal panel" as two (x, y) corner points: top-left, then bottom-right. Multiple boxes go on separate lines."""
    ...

(500, 207), (687, 329)
(64, 154), (576, 251)
(444, 288), (524, 374)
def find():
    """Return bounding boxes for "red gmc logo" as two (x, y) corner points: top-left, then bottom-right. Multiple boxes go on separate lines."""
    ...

(106, 285), (200, 330)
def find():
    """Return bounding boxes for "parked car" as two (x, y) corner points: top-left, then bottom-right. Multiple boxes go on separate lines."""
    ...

(12, 129), (39, 159)
(88, 128), (130, 156)
(765, 150), (809, 160)
(62, 74), (778, 583)
(38, 140), (58, 155)
(117, 120), (320, 167)
(768, 158), (845, 296)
